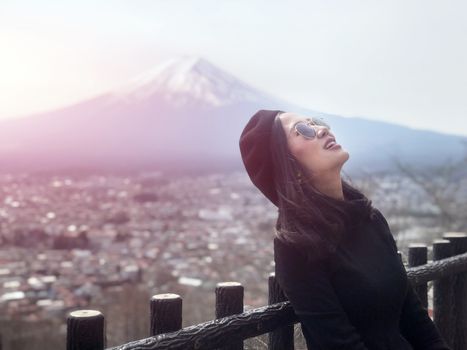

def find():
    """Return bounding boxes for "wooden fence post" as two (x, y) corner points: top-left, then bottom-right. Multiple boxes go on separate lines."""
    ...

(67, 309), (105, 350)
(215, 282), (244, 350)
(150, 293), (183, 336)
(433, 239), (455, 349)
(408, 243), (428, 308)
(268, 272), (294, 350)
(443, 232), (467, 350)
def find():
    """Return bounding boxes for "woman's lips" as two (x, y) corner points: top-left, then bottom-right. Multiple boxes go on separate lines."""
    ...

(327, 143), (341, 150)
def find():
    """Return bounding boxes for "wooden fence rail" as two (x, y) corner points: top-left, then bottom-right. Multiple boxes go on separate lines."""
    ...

(66, 232), (467, 350)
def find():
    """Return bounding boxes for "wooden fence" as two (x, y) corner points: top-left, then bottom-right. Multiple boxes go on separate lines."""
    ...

(66, 232), (467, 350)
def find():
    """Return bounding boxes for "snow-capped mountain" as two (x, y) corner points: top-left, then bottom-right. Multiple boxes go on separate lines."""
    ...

(0, 55), (465, 175)
(0, 55), (294, 173)
(111, 55), (280, 107)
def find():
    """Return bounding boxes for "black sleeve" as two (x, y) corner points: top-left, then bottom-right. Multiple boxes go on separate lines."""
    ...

(274, 238), (369, 349)
(374, 209), (452, 350)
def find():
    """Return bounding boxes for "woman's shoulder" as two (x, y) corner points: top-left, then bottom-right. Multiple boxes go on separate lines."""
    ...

(363, 207), (400, 253)
(367, 207), (393, 235)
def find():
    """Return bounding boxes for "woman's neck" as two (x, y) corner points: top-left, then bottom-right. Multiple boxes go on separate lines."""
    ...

(310, 172), (344, 200)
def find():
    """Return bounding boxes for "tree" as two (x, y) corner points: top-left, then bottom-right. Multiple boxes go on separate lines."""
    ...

(389, 141), (467, 232)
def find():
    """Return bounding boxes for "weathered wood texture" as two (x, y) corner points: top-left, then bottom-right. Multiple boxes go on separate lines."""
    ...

(443, 233), (467, 350)
(215, 282), (244, 350)
(149, 294), (182, 336)
(64, 235), (467, 350)
(268, 272), (294, 350)
(67, 310), (105, 350)
(107, 302), (297, 350)
(405, 251), (467, 285)
(103, 251), (467, 350)
(408, 244), (428, 308)
(433, 239), (455, 349)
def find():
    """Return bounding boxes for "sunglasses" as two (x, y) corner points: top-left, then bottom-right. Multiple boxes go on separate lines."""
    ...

(294, 118), (331, 139)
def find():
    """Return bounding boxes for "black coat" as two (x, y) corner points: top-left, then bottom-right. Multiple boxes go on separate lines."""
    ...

(273, 207), (452, 349)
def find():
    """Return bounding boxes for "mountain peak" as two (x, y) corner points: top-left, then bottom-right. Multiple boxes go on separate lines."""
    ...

(112, 55), (273, 107)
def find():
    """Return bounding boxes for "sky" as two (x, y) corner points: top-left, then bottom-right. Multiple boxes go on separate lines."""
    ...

(1, 0), (466, 136)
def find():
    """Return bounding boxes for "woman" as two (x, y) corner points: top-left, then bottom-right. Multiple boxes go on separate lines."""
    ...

(238, 109), (451, 349)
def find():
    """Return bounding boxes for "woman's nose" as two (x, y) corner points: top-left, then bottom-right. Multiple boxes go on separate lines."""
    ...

(316, 126), (329, 138)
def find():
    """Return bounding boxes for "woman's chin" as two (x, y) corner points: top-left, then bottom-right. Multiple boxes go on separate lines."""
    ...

(340, 150), (350, 163)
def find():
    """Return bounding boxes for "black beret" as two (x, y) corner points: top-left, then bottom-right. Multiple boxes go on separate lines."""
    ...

(239, 109), (285, 206)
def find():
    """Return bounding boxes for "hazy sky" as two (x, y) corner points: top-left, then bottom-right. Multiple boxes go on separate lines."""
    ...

(1, 0), (466, 136)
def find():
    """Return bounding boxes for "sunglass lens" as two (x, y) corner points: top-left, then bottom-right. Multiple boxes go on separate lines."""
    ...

(296, 123), (316, 138)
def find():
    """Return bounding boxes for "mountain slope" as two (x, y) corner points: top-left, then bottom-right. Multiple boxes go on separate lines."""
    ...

(0, 54), (465, 175)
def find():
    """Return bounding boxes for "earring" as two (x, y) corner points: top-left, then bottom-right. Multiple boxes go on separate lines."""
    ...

(297, 172), (303, 184)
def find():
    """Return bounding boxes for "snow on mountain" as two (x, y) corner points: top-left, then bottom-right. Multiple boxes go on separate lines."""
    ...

(111, 54), (279, 107)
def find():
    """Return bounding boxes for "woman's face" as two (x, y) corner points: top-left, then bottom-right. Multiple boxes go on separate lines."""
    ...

(278, 112), (349, 177)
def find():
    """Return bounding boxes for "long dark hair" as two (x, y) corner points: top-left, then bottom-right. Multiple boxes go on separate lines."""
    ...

(271, 111), (376, 263)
